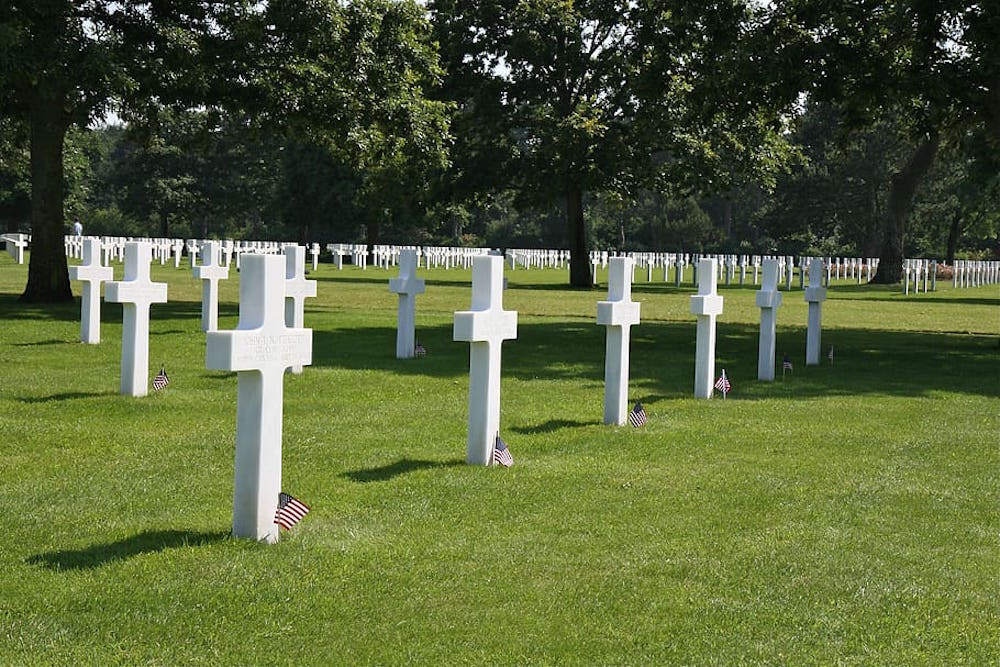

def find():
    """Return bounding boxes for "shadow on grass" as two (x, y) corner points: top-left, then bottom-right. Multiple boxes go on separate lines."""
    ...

(313, 319), (1000, 400)
(0, 292), (220, 324)
(341, 457), (465, 483)
(510, 418), (602, 435)
(18, 390), (117, 404)
(27, 529), (229, 570)
(12, 338), (75, 346)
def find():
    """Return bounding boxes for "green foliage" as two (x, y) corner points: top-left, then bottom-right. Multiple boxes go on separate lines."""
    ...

(0, 117), (29, 232)
(756, 100), (1000, 259)
(430, 0), (798, 284)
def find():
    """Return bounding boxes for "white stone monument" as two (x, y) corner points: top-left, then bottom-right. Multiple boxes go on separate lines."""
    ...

(597, 257), (641, 425)
(193, 240), (230, 332)
(283, 245), (317, 375)
(310, 243), (320, 272)
(690, 258), (724, 399)
(454, 255), (517, 465)
(389, 249), (426, 359)
(5, 233), (28, 264)
(105, 241), (169, 397)
(205, 254), (313, 543)
(68, 238), (113, 344)
(756, 259), (783, 381)
(804, 257), (828, 365)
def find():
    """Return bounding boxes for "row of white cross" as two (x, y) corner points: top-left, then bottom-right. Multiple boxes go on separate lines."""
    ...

(69, 240), (317, 544)
(61, 237), (843, 545)
(64, 235), (324, 273)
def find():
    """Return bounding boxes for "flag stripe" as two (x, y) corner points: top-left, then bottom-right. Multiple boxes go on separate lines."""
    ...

(152, 369), (169, 391)
(275, 492), (310, 530)
(493, 435), (513, 467)
(628, 402), (647, 427)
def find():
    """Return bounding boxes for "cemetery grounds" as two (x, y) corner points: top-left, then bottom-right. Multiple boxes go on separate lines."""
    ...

(0, 251), (997, 665)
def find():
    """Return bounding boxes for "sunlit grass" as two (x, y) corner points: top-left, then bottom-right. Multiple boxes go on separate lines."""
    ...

(1, 251), (997, 665)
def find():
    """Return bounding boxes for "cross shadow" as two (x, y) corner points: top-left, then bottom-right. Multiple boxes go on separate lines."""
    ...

(18, 390), (117, 403)
(510, 418), (601, 435)
(12, 339), (73, 346)
(26, 529), (230, 570)
(341, 458), (466, 483)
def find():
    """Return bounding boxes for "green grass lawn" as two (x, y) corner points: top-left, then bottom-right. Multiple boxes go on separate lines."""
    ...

(1, 251), (998, 665)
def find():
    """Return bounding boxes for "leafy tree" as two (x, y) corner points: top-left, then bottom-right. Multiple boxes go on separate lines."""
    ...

(0, 0), (449, 302)
(430, 0), (794, 286)
(0, 117), (30, 233)
(769, 1), (999, 281)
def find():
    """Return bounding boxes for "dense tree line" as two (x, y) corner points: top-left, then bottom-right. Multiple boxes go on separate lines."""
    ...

(1, 1), (996, 300)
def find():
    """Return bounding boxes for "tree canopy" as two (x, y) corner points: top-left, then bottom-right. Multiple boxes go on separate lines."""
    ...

(1, 1), (996, 296)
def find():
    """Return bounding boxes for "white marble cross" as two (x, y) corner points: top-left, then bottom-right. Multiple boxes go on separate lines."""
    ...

(597, 257), (641, 425)
(105, 242), (169, 396)
(283, 245), (317, 375)
(5, 233), (28, 264)
(172, 240), (184, 268)
(69, 238), (114, 344)
(756, 259), (783, 381)
(804, 257), (828, 365)
(193, 240), (230, 332)
(205, 254), (313, 543)
(690, 258), (724, 398)
(310, 243), (320, 272)
(453, 255), (518, 465)
(389, 249), (426, 359)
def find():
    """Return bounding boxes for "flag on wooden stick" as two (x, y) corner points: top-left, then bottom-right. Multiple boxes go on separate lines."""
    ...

(714, 369), (731, 398)
(828, 345), (835, 364)
(782, 355), (793, 377)
(152, 367), (169, 391)
(275, 492), (310, 530)
(492, 434), (513, 467)
(414, 342), (427, 357)
(628, 402), (647, 428)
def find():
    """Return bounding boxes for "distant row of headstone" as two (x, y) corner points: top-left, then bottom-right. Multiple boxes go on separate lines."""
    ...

(48, 233), (1000, 292)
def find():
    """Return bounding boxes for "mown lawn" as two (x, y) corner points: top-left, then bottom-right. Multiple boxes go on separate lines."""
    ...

(1, 251), (997, 665)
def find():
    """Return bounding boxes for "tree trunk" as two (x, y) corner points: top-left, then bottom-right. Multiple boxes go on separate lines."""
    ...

(723, 199), (733, 240)
(871, 132), (940, 284)
(945, 210), (963, 264)
(365, 216), (379, 264)
(20, 88), (72, 303)
(566, 188), (592, 287)
(160, 211), (169, 238)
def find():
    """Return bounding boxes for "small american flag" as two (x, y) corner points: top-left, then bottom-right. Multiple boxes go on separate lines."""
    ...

(275, 492), (310, 530)
(828, 345), (834, 363)
(414, 342), (427, 357)
(628, 402), (647, 428)
(152, 367), (169, 391)
(782, 356), (793, 372)
(714, 369), (731, 397)
(492, 434), (513, 467)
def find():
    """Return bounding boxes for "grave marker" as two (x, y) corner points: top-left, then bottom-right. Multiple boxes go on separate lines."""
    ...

(205, 254), (313, 543)
(756, 259), (783, 381)
(389, 249), (426, 359)
(597, 257), (641, 425)
(69, 238), (114, 344)
(804, 257), (827, 365)
(284, 245), (317, 375)
(690, 258), (724, 398)
(454, 256), (518, 465)
(192, 240), (230, 332)
(105, 242), (169, 396)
